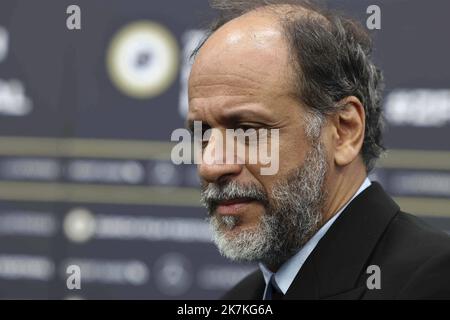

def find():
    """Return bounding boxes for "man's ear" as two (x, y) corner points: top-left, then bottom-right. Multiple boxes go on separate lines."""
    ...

(331, 96), (366, 167)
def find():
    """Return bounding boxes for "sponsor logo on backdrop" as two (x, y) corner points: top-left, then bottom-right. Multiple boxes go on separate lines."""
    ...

(154, 253), (192, 296)
(0, 27), (33, 117)
(0, 79), (33, 116)
(63, 208), (96, 243)
(0, 255), (54, 281)
(385, 89), (450, 127)
(106, 21), (179, 99)
(63, 259), (149, 286)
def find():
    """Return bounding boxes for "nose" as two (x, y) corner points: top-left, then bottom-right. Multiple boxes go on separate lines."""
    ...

(198, 129), (243, 184)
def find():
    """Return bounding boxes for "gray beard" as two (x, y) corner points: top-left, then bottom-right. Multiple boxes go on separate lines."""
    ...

(201, 142), (328, 269)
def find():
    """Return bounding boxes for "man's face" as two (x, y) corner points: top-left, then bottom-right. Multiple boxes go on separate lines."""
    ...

(187, 13), (330, 266)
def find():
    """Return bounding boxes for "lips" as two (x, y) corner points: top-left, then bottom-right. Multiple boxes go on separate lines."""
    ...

(215, 198), (254, 215)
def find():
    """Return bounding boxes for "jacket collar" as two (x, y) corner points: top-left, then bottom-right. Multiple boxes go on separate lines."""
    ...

(284, 182), (400, 299)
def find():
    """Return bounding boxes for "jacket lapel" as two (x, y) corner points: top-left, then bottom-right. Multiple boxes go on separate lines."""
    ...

(284, 182), (400, 299)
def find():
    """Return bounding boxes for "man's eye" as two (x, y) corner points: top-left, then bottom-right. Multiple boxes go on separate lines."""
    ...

(238, 125), (257, 131)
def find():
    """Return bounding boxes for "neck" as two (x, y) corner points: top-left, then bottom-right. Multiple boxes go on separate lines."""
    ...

(322, 161), (367, 224)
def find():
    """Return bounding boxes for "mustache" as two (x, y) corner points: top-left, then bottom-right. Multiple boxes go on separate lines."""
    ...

(200, 180), (269, 214)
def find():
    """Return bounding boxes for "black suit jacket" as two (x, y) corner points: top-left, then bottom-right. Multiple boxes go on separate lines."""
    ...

(223, 182), (450, 300)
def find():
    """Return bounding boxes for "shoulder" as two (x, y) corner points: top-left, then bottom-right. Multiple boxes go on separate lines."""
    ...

(383, 211), (450, 258)
(368, 211), (450, 299)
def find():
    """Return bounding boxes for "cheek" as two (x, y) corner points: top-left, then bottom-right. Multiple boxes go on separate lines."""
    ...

(243, 133), (310, 184)
(277, 134), (310, 174)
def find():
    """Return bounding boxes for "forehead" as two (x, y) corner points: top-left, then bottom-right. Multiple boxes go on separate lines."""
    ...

(188, 12), (294, 111)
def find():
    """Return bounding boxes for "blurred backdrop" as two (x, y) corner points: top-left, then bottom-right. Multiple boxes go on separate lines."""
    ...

(0, 0), (449, 299)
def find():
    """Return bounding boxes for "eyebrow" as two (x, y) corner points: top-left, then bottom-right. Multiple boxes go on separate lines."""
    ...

(186, 106), (275, 132)
(221, 107), (276, 128)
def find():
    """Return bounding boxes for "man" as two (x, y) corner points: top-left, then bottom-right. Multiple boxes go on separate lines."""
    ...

(187, 0), (450, 299)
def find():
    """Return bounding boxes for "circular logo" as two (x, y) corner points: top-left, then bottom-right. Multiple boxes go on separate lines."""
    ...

(63, 208), (96, 243)
(106, 21), (179, 99)
(153, 253), (193, 296)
